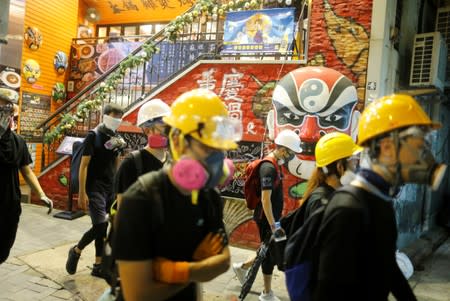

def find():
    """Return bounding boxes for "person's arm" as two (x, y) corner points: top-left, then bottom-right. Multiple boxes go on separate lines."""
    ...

(390, 259), (417, 301)
(259, 162), (278, 229)
(188, 245), (231, 282)
(261, 189), (276, 228)
(20, 165), (45, 198)
(118, 259), (188, 301)
(78, 155), (90, 211)
(20, 165), (53, 213)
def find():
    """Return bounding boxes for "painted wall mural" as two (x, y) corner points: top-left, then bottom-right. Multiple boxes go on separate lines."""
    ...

(309, 0), (372, 110)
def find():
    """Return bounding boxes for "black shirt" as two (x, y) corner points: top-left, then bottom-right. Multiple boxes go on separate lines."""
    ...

(114, 170), (226, 301)
(253, 161), (283, 222)
(115, 149), (164, 194)
(313, 187), (416, 301)
(83, 130), (118, 192)
(0, 129), (32, 212)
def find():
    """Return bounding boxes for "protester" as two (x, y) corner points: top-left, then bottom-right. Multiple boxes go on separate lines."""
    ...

(233, 129), (301, 301)
(301, 132), (362, 219)
(113, 89), (241, 301)
(313, 94), (447, 300)
(65, 103), (125, 277)
(115, 99), (171, 207)
(0, 95), (53, 264)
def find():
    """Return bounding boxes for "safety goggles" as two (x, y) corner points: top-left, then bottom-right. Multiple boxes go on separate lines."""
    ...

(189, 116), (243, 143)
(398, 126), (432, 148)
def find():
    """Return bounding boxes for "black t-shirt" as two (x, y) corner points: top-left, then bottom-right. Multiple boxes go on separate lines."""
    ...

(253, 161), (283, 222)
(115, 149), (164, 194)
(0, 130), (32, 213)
(83, 130), (118, 192)
(313, 187), (416, 301)
(113, 170), (226, 301)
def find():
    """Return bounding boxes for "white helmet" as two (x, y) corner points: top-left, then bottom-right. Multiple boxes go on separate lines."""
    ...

(274, 129), (302, 153)
(137, 99), (171, 127)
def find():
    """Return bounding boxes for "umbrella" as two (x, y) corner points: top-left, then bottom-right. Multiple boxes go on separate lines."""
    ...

(238, 235), (272, 301)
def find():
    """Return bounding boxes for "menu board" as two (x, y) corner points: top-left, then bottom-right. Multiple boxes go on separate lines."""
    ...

(20, 92), (51, 142)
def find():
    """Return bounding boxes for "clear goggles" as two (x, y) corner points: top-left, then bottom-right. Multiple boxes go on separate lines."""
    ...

(398, 126), (433, 146)
(189, 116), (243, 143)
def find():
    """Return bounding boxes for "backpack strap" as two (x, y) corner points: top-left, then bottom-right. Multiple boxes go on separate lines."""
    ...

(130, 150), (143, 176)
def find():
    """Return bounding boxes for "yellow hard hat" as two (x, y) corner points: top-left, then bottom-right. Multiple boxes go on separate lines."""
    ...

(315, 132), (363, 167)
(163, 89), (242, 150)
(358, 94), (441, 146)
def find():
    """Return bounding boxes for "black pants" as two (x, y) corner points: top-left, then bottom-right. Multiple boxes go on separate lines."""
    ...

(78, 222), (108, 257)
(0, 209), (20, 264)
(256, 219), (276, 275)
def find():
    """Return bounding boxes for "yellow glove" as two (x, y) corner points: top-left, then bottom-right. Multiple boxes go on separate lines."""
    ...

(192, 232), (223, 261)
(152, 257), (190, 284)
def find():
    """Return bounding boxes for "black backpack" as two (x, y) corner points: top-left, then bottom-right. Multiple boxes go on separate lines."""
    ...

(100, 150), (147, 299)
(284, 185), (369, 301)
(271, 186), (332, 272)
(70, 129), (101, 194)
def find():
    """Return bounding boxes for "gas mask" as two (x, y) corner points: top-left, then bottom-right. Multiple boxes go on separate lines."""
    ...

(103, 114), (122, 132)
(172, 151), (226, 191)
(0, 105), (13, 137)
(399, 127), (447, 191)
(401, 146), (447, 191)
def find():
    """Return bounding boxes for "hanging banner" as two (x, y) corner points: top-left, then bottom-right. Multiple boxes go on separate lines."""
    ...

(20, 92), (51, 142)
(222, 8), (295, 54)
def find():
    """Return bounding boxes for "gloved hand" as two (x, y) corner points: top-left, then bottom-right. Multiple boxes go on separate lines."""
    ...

(152, 257), (189, 284)
(193, 232), (224, 261)
(40, 195), (53, 214)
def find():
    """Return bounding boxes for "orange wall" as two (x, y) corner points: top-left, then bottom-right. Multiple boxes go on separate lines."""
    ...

(20, 0), (79, 174)
(92, 0), (192, 24)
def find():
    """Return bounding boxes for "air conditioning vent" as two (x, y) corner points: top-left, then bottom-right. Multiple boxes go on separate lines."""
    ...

(410, 32), (447, 91)
(436, 7), (450, 82)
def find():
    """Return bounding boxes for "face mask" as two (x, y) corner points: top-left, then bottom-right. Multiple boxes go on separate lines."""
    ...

(172, 157), (208, 191)
(104, 136), (127, 151)
(401, 147), (447, 191)
(285, 151), (296, 162)
(103, 114), (122, 132)
(148, 134), (168, 149)
(203, 151), (225, 189)
(172, 151), (225, 191)
(340, 170), (356, 185)
(0, 110), (12, 137)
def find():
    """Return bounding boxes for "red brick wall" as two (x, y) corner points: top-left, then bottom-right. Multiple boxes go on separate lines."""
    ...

(31, 156), (71, 210)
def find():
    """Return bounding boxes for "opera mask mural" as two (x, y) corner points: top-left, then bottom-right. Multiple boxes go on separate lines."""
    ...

(23, 59), (41, 84)
(54, 51), (68, 74)
(268, 66), (360, 180)
(24, 26), (43, 50)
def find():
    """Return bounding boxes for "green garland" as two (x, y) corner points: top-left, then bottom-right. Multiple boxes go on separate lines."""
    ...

(44, 0), (261, 144)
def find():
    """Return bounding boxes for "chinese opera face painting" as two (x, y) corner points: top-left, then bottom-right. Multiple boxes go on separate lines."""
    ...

(268, 66), (360, 180)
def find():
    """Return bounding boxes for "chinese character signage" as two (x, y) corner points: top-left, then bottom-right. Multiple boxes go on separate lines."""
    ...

(222, 8), (295, 53)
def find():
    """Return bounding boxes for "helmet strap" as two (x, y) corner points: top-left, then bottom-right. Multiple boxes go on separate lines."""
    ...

(169, 128), (185, 162)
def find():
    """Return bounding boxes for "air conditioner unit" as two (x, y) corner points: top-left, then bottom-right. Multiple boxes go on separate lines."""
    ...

(436, 7), (450, 82)
(409, 32), (447, 91)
